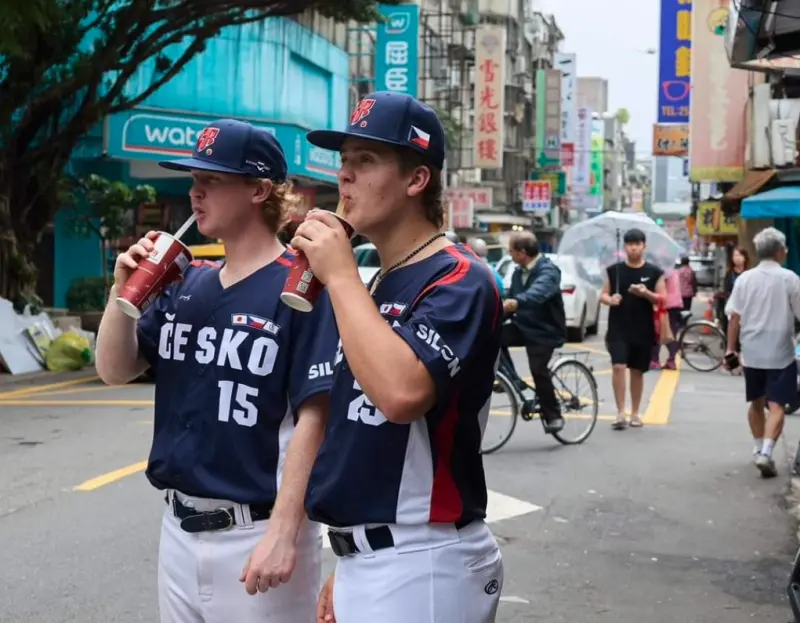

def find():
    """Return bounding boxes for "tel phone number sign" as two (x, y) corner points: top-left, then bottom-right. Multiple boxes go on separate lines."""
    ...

(657, 0), (692, 123)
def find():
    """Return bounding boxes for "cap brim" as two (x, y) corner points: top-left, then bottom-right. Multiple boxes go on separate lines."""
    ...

(158, 158), (248, 175)
(307, 130), (408, 153)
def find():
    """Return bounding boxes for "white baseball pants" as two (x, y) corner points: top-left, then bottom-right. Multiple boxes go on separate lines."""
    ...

(158, 491), (321, 623)
(331, 520), (504, 623)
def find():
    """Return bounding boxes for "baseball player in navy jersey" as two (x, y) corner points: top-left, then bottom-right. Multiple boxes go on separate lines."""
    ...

(95, 119), (338, 623)
(290, 92), (504, 623)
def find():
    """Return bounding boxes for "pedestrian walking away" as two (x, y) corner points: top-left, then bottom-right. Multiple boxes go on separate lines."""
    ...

(677, 255), (697, 316)
(94, 119), (338, 623)
(501, 232), (567, 434)
(601, 228), (666, 429)
(292, 91), (504, 623)
(651, 267), (683, 370)
(725, 227), (800, 478)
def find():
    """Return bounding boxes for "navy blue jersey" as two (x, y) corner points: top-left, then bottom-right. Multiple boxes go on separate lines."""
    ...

(136, 251), (338, 504)
(305, 245), (502, 528)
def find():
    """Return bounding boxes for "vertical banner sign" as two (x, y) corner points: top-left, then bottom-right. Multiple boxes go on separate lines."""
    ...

(474, 25), (506, 169)
(554, 53), (577, 166)
(689, 0), (749, 182)
(572, 107), (593, 212)
(522, 181), (552, 215)
(375, 3), (419, 96)
(544, 70), (562, 167)
(589, 117), (605, 212)
(657, 0), (692, 123)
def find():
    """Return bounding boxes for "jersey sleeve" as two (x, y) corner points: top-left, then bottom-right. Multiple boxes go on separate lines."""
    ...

(287, 291), (339, 411)
(392, 265), (500, 403)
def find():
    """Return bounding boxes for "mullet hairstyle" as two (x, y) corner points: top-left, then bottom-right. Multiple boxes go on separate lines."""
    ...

(392, 148), (445, 229)
(248, 178), (303, 233)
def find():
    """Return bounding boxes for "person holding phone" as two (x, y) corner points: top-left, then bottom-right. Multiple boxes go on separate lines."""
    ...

(600, 228), (666, 430)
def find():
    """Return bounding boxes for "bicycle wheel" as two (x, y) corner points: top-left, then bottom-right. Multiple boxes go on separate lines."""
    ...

(679, 320), (725, 372)
(550, 359), (599, 445)
(481, 370), (519, 454)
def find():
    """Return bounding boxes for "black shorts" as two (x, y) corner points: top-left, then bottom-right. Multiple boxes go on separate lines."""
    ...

(743, 362), (798, 406)
(606, 340), (651, 373)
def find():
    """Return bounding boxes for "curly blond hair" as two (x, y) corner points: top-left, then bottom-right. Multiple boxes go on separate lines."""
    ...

(249, 179), (304, 232)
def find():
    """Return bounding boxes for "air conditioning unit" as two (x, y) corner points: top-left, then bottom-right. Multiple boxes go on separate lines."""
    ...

(749, 82), (771, 168)
(750, 85), (800, 168)
(770, 118), (798, 167)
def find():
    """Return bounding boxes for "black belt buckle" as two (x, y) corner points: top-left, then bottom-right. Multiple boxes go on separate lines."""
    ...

(328, 530), (356, 557)
(180, 507), (235, 533)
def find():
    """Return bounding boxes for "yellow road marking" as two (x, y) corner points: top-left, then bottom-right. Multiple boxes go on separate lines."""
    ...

(642, 356), (681, 425)
(509, 343), (608, 357)
(25, 384), (126, 398)
(0, 376), (100, 399)
(0, 399), (154, 407)
(73, 461), (148, 491)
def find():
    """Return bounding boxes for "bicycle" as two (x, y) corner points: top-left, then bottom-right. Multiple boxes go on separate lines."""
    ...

(481, 346), (599, 454)
(676, 309), (727, 372)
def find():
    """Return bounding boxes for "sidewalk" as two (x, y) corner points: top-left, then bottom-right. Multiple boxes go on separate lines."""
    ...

(673, 361), (800, 538)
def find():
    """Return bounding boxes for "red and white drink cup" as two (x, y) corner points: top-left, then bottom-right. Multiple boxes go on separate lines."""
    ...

(116, 219), (195, 319)
(280, 211), (354, 312)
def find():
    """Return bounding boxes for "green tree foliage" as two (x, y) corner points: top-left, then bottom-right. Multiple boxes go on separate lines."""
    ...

(0, 0), (400, 311)
(65, 174), (157, 293)
(616, 107), (631, 125)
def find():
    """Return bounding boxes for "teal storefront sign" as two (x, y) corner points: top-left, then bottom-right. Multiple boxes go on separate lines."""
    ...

(375, 3), (419, 96)
(105, 110), (340, 183)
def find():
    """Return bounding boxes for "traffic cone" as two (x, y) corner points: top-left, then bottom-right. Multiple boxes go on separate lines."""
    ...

(702, 301), (714, 334)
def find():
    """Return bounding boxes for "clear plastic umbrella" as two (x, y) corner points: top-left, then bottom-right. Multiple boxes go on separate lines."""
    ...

(558, 212), (683, 274)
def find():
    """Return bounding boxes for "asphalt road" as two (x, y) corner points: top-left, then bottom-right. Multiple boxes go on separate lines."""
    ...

(0, 323), (797, 622)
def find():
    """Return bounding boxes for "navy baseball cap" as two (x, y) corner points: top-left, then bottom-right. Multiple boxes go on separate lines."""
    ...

(307, 91), (446, 169)
(159, 119), (287, 180)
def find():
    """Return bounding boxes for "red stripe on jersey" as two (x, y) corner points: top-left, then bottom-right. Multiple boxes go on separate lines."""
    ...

(444, 246), (501, 328)
(429, 391), (464, 522)
(411, 247), (470, 307)
(276, 255), (292, 267)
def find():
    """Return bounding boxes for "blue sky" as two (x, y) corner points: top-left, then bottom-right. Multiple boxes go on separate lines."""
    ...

(538, 0), (661, 156)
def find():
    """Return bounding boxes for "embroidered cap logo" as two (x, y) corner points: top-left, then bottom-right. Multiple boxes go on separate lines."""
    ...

(196, 127), (220, 152)
(350, 98), (376, 127)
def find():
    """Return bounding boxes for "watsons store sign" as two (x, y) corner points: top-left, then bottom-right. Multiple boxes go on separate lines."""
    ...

(105, 110), (340, 183)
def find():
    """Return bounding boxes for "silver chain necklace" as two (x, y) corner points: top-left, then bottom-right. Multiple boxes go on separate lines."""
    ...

(369, 232), (446, 294)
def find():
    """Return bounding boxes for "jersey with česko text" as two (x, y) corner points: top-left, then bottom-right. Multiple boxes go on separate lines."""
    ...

(305, 245), (502, 528)
(136, 251), (339, 504)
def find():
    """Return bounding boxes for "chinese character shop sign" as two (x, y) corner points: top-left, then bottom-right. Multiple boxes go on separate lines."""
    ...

(376, 4), (419, 96)
(657, 0), (692, 123)
(474, 25), (506, 169)
(522, 181), (552, 215)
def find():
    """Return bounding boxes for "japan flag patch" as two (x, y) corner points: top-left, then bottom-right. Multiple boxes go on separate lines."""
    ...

(408, 126), (430, 149)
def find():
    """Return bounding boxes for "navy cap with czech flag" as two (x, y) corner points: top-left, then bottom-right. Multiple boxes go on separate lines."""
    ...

(158, 118), (288, 181)
(306, 91), (446, 170)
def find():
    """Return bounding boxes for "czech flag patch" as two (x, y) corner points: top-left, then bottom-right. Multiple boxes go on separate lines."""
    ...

(408, 126), (430, 149)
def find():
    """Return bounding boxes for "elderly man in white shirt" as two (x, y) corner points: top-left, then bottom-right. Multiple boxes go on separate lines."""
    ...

(725, 227), (800, 478)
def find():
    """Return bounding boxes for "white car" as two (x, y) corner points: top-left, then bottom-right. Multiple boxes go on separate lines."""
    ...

(354, 242), (380, 284)
(495, 253), (602, 342)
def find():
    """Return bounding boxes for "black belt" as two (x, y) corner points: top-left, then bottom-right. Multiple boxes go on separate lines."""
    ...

(166, 494), (273, 533)
(328, 519), (473, 558)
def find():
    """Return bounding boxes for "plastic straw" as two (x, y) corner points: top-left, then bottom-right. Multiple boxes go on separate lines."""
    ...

(173, 213), (197, 240)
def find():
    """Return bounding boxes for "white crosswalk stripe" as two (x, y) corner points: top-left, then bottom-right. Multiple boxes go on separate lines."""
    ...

(320, 490), (541, 549)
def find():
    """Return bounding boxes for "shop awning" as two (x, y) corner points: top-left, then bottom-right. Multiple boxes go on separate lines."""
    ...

(741, 186), (800, 219)
(722, 169), (776, 204)
(476, 212), (531, 226)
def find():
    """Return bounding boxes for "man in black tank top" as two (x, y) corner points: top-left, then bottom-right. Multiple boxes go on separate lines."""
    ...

(600, 228), (666, 430)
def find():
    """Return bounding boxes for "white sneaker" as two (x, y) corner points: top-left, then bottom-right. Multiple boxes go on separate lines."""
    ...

(754, 453), (777, 478)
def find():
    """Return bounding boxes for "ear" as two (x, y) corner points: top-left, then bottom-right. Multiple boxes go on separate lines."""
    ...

(251, 179), (273, 204)
(406, 166), (431, 199)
